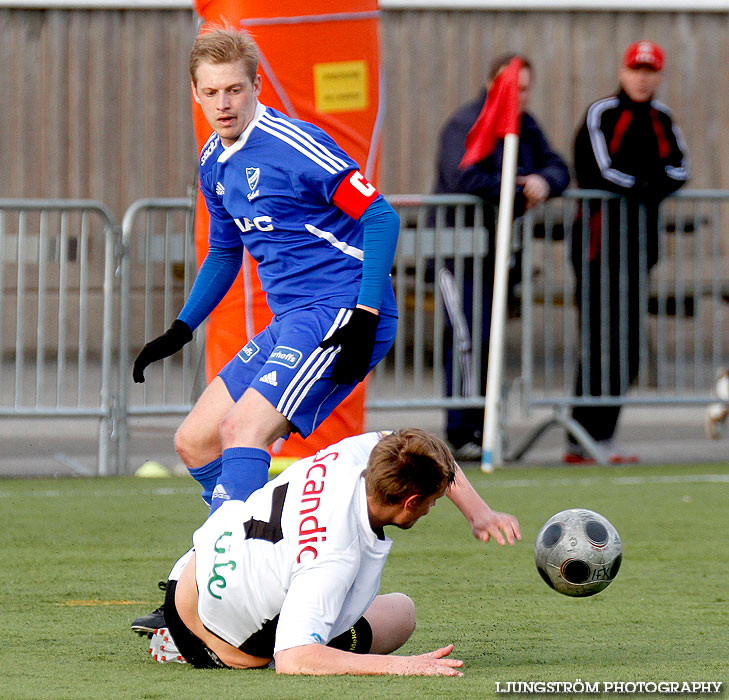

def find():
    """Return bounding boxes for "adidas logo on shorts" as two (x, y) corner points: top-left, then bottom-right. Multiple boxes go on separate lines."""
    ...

(211, 484), (229, 501)
(259, 370), (278, 387)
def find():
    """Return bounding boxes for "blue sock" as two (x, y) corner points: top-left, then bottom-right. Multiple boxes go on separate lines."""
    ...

(209, 447), (271, 514)
(188, 457), (223, 506)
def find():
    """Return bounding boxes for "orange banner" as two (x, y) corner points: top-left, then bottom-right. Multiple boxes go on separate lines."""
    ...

(191, 1), (382, 458)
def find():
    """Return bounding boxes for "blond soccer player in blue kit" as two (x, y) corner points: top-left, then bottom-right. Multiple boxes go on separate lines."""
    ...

(133, 27), (400, 513)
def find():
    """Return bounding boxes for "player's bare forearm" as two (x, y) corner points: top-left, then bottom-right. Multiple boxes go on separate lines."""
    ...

(274, 643), (463, 676)
(447, 466), (522, 545)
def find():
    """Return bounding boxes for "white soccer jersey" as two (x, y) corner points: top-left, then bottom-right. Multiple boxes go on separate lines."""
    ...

(188, 432), (392, 654)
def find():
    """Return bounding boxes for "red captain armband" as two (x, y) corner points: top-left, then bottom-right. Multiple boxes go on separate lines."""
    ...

(332, 170), (380, 220)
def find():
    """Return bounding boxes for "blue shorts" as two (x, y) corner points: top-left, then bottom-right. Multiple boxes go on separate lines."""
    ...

(218, 306), (397, 438)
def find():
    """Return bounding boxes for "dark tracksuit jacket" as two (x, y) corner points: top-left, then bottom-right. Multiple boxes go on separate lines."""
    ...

(435, 89), (570, 218)
(570, 88), (689, 443)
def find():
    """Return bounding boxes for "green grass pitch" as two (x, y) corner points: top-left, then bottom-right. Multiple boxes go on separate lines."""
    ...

(1, 462), (727, 699)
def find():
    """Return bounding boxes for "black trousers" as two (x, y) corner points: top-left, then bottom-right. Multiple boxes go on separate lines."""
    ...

(569, 255), (649, 444)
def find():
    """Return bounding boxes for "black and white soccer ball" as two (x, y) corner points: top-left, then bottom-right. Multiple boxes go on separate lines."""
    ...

(534, 509), (622, 597)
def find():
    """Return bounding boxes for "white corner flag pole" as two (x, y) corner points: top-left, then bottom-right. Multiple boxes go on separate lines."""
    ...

(481, 132), (519, 473)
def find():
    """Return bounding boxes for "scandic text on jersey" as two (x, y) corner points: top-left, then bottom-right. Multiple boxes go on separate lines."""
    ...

(297, 450), (339, 563)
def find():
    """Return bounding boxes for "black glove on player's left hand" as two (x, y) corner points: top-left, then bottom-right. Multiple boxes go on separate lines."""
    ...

(319, 308), (380, 385)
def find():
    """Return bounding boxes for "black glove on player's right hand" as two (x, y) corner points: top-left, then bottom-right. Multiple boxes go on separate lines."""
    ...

(132, 319), (193, 383)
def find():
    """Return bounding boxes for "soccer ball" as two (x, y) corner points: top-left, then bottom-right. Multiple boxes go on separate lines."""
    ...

(534, 509), (622, 597)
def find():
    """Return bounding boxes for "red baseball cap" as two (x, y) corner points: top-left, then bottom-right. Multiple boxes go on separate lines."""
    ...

(623, 40), (665, 71)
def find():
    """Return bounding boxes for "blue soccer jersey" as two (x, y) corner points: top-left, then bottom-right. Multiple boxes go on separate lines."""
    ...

(198, 103), (397, 317)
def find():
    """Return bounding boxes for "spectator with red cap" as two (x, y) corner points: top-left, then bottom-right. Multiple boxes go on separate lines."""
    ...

(566, 40), (689, 464)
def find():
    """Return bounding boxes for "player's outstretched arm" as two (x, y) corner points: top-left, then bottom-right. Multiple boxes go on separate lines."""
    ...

(447, 465), (521, 545)
(274, 643), (463, 676)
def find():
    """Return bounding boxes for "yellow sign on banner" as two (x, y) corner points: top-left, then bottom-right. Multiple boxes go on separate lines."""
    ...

(313, 60), (369, 113)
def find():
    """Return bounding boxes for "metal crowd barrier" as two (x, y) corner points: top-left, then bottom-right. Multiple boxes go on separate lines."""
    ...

(512, 189), (729, 462)
(370, 194), (495, 411)
(117, 196), (203, 473)
(2, 191), (727, 474)
(0, 199), (118, 475)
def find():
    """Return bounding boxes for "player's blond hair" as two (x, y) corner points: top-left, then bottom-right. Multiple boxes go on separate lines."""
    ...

(365, 429), (457, 505)
(189, 26), (259, 85)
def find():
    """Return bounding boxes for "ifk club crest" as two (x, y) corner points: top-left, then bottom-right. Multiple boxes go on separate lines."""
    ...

(246, 167), (261, 201)
(246, 167), (260, 192)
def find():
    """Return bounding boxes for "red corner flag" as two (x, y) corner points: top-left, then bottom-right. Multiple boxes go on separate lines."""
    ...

(459, 57), (523, 169)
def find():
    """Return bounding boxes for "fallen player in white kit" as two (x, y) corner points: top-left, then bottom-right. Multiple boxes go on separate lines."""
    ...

(145, 429), (520, 675)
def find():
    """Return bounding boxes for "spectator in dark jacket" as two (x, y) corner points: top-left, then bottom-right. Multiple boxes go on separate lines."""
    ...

(566, 40), (689, 464)
(433, 54), (570, 459)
